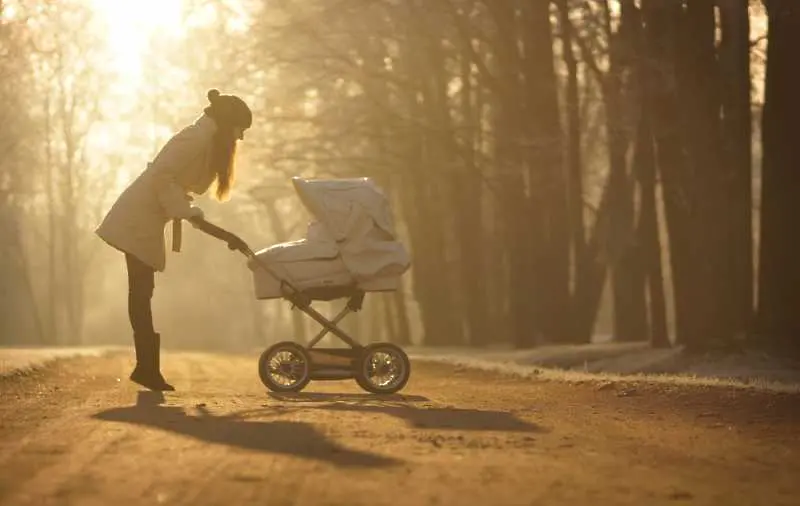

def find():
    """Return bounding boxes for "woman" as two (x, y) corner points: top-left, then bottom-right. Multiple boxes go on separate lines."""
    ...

(97, 89), (252, 391)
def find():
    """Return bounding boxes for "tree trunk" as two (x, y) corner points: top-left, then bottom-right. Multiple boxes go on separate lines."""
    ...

(605, 1), (648, 343)
(633, 106), (670, 348)
(643, 0), (696, 347)
(557, 0), (592, 344)
(398, 1), (460, 346)
(631, 0), (669, 348)
(756, 0), (800, 353)
(521, 0), (570, 343)
(571, 184), (612, 343)
(45, 93), (58, 345)
(718, 0), (754, 342)
(677, 0), (731, 350)
(455, 22), (490, 347)
(486, 0), (537, 348)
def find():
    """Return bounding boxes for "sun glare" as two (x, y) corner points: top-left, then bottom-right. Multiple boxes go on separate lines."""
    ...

(84, 0), (187, 181)
(90, 0), (184, 84)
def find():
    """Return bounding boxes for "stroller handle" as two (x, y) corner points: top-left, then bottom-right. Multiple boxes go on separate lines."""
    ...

(191, 217), (302, 299)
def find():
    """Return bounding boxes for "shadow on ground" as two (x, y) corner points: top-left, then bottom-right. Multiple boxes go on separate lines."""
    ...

(92, 391), (399, 468)
(268, 392), (544, 433)
(268, 392), (431, 403)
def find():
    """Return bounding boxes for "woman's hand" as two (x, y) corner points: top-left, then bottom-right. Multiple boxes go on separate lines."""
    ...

(187, 215), (249, 253)
(187, 206), (204, 221)
(225, 233), (249, 253)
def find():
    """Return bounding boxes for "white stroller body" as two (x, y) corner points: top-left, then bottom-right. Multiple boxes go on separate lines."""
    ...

(239, 177), (412, 395)
(248, 177), (411, 299)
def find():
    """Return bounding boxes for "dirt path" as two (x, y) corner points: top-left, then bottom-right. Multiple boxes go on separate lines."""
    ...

(0, 351), (798, 506)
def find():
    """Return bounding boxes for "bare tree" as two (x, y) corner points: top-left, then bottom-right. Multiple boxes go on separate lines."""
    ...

(22, 0), (112, 344)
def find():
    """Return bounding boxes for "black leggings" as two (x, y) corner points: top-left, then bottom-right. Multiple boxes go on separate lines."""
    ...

(125, 253), (155, 336)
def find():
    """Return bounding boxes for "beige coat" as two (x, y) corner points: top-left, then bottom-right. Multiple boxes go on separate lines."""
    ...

(96, 115), (218, 271)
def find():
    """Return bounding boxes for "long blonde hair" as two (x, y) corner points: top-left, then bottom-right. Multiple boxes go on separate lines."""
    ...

(210, 132), (237, 201)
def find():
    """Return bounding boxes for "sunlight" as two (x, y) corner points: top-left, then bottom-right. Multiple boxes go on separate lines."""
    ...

(86, 0), (188, 174)
(89, 0), (184, 85)
(1, 3), (16, 20)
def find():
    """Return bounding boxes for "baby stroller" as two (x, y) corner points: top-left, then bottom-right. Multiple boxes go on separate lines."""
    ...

(218, 177), (412, 394)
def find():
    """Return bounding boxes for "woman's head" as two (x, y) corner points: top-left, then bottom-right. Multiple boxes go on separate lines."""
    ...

(204, 89), (252, 201)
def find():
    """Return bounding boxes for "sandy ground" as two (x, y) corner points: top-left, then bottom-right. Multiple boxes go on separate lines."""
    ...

(0, 350), (798, 506)
(0, 347), (112, 376)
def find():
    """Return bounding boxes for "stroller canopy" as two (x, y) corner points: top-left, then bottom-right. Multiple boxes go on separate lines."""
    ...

(292, 177), (398, 242)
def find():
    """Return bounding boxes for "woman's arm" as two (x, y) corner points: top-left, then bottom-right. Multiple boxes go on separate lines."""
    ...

(188, 216), (249, 252)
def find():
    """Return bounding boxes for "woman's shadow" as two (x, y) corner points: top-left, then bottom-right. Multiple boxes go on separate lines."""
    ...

(92, 391), (398, 468)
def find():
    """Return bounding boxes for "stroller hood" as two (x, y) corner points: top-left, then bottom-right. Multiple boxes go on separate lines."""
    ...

(292, 177), (398, 242)
(289, 177), (410, 281)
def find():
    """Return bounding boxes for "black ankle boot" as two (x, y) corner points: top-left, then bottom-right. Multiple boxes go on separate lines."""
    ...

(130, 332), (174, 391)
(151, 333), (174, 391)
(130, 331), (148, 380)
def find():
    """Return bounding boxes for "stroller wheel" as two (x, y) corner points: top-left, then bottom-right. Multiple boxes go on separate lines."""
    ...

(258, 341), (312, 392)
(355, 343), (410, 394)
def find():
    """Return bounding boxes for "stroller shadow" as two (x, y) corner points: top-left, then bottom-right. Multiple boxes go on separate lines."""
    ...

(268, 392), (431, 403)
(268, 392), (543, 433)
(92, 391), (399, 468)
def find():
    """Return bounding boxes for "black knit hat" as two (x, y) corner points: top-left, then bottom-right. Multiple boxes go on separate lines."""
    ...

(204, 89), (252, 130)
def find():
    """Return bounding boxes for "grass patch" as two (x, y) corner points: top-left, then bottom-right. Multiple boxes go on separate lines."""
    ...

(411, 355), (800, 394)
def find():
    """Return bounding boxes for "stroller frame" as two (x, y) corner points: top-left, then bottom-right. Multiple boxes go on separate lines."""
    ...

(276, 280), (366, 351)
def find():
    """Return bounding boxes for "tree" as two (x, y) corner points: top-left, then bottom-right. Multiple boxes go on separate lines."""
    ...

(756, 0), (800, 354)
(27, 0), (112, 344)
(0, 4), (42, 342)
